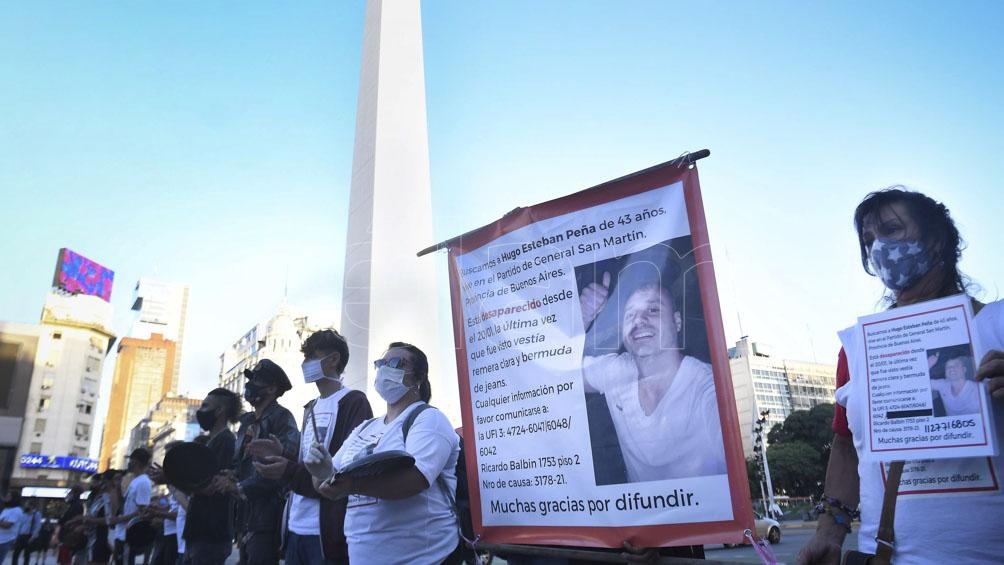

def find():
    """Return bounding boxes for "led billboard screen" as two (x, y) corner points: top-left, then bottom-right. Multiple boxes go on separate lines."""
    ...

(53, 248), (114, 302)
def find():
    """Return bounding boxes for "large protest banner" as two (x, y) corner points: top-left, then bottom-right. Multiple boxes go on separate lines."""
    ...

(432, 153), (752, 547)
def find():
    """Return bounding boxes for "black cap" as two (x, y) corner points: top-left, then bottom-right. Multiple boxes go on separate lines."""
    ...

(243, 359), (292, 393)
(128, 448), (151, 465)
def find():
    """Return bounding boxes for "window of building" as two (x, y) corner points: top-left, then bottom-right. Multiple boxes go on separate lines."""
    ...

(37, 397), (51, 412)
(52, 332), (62, 340)
(34, 419), (46, 433)
(40, 373), (54, 390)
(78, 403), (93, 415)
(85, 356), (101, 373)
(29, 442), (42, 453)
(75, 423), (90, 440)
(82, 377), (98, 396)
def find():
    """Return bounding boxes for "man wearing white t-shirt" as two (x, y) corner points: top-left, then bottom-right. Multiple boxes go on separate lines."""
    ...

(579, 277), (726, 483)
(251, 329), (372, 565)
(109, 448), (152, 565)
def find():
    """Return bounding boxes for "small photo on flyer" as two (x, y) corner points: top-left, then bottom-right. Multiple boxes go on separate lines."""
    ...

(926, 345), (981, 417)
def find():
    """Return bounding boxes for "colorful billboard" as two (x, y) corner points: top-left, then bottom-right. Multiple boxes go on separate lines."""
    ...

(53, 248), (114, 302)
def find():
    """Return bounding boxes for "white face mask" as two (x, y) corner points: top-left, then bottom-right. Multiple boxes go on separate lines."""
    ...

(302, 352), (341, 384)
(374, 365), (411, 404)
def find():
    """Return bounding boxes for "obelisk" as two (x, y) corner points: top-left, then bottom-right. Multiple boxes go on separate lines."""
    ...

(341, 0), (457, 419)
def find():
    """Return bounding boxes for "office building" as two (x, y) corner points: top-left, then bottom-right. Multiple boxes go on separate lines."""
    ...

(130, 278), (189, 387)
(99, 333), (176, 470)
(125, 394), (201, 465)
(218, 301), (321, 425)
(729, 337), (837, 458)
(0, 323), (41, 492)
(9, 291), (115, 488)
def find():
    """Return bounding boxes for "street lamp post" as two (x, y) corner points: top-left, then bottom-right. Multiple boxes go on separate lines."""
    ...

(754, 409), (778, 518)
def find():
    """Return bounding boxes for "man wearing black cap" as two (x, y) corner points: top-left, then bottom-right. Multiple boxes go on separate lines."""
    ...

(233, 359), (299, 565)
(109, 448), (153, 565)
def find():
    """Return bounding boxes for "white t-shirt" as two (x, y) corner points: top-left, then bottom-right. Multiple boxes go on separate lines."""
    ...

(582, 353), (727, 482)
(837, 299), (1004, 564)
(0, 507), (25, 544)
(114, 473), (152, 541)
(332, 402), (460, 565)
(162, 496), (177, 536)
(174, 500), (187, 554)
(930, 378), (982, 416)
(288, 388), (350, 536)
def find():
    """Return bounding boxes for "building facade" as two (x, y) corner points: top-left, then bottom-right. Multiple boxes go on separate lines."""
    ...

(125, 394), (201, 466)
(730, 337), (837, 458)
(99, 334), (176, 470)
(218, 301), (321, 425)
(9, 292), (115, 488)
(130, 278), (189, 386)
(0, 323), (41, 492)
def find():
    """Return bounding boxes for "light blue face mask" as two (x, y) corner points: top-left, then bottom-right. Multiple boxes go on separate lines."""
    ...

(374, 365), (411, 403)
(869, 237), (933, 292)
(301, 352), (341, 384)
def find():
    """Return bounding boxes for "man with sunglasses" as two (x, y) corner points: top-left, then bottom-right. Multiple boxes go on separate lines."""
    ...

(232, 359), (299, 565)
(250, 329), (373, 565)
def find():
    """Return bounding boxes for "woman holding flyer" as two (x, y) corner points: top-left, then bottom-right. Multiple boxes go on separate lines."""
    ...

(798, 188), (1004, 565)
(303, 342), (462, 565)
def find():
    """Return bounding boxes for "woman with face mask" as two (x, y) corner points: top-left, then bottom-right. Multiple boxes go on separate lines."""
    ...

(305, 342), (461, 565)
(797, 188), (1004, 565)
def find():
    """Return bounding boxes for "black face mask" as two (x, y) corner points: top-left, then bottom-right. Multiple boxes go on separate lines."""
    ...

(244, 382), (267, 406)
(196, 408), (217, 431)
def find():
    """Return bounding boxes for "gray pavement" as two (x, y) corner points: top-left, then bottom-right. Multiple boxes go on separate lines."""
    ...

(9, 524), (859, 565)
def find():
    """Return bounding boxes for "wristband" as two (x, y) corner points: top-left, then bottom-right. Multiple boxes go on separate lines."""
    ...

(818, 506), (853, 533)
(817, 494), (860, 519)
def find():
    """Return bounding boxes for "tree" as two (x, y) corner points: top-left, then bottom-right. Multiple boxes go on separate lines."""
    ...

(766, 441), (824, 496)
(761, 404), (835, 497)
(767, 403), (834, 461)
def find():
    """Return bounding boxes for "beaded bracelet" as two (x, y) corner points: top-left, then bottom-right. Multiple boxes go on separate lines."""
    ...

(816, 504), (853, 533)
(817, 494), (860, 519)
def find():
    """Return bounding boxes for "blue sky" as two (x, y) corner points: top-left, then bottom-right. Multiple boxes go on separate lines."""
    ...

(2, 1), (1003, 435)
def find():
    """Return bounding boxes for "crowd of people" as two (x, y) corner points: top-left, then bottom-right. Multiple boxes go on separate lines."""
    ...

(3, 330), (466, 565)
(2, 187), (1002, 565)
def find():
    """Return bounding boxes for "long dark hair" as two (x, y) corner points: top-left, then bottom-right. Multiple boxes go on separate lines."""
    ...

(389, 342), (431, 403)
(853, 187), (970, 299)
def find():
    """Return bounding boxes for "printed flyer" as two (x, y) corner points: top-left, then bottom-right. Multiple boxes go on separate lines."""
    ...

(850, 294), (996, 462)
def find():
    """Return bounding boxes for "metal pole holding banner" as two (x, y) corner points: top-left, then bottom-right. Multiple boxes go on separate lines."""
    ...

(416, 149), (711, 257)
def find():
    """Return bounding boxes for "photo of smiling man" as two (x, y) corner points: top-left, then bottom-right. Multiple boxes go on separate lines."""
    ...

(577, 239), (727, 484)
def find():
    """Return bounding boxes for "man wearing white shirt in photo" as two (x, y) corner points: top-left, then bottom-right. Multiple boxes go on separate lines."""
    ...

(579, 269), (726, 483)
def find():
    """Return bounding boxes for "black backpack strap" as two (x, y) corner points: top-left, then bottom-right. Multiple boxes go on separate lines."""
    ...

(401, 402), (433, 442)
(399, 403), (473, 551)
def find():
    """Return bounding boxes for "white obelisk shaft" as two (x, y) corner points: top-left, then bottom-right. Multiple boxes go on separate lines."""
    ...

(341, 0), (456, 420)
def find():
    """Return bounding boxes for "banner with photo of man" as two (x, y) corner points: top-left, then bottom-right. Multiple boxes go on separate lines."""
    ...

(442, 155), (752, 547)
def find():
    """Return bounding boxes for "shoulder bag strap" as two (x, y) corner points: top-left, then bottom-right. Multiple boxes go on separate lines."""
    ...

(874, 460), (904, 564)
